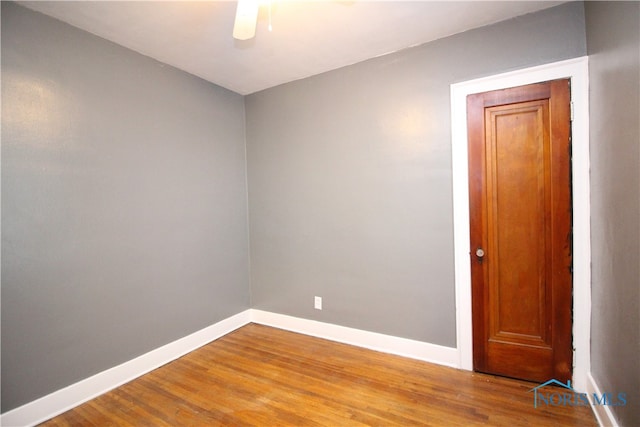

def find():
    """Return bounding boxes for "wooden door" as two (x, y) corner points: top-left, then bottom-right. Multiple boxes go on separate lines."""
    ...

(467, 79), (572, 383)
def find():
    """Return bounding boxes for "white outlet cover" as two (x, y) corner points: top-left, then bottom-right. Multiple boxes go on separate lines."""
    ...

(314, 296), (322, 310)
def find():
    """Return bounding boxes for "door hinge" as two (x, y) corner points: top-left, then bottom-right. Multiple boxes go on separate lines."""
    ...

(570, 101), (575, 121)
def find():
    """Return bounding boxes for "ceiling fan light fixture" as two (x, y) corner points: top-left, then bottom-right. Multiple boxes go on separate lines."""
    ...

(233, 0), (260, 40)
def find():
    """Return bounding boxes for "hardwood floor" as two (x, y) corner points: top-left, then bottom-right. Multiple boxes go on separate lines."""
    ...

(41, 323), (597, 426)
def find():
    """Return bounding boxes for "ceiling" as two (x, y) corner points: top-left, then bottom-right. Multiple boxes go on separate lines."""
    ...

(19, 1), (566, 95)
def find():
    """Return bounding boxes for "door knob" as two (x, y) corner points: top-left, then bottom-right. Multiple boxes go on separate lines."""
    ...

(475, 248), (485, 258)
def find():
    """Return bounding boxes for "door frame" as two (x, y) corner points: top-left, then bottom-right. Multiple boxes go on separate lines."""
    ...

(450, 56), (590, 391)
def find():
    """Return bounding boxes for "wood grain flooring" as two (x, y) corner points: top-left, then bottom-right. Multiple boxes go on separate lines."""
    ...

(41, 323), (597, 426)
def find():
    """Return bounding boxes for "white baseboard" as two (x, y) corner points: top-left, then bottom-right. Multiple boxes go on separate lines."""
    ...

(1, 309), (459, 427)
(0, 310), (252, 427)
(250, 310), (459, 368)
(586, 372), (620, 427)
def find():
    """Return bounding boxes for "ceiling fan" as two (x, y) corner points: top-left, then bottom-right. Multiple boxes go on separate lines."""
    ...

(233, 1), (348, 41)
(233, 0), (269, 41)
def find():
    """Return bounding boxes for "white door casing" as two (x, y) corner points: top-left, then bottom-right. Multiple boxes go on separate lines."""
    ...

(450, 57), (590, 391)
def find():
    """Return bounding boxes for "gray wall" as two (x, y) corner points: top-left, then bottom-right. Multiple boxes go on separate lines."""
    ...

(11, 0), (637, 419)
(246, 2), (587, 345)
(1, 2), (250, 412)
(585, 2), (640, 426)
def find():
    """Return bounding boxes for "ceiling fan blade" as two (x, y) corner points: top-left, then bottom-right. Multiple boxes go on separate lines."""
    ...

(233, 0), (259, 40)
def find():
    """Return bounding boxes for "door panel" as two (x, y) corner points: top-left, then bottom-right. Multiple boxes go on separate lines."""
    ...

(467, 80), (572, 383)
(488, 100), (551, 346)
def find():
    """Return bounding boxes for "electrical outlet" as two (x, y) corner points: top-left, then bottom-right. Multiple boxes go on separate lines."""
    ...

(314, 296), (322, 310)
